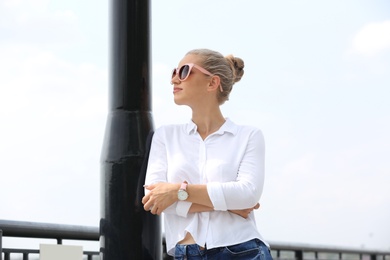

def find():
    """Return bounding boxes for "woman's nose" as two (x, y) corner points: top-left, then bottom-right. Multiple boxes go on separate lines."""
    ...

(170, 75), (180, 85)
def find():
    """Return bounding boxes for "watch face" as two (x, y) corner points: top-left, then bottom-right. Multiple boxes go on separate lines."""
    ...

(178, 190), (188, 201)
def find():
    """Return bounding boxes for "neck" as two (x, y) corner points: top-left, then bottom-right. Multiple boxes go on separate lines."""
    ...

(191, 107), (225, 140)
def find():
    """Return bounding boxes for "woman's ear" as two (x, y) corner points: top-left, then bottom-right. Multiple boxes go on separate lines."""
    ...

(207, 75), (221, 92)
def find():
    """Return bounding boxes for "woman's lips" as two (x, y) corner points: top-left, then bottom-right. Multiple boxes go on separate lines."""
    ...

(173, 87), (182, 93)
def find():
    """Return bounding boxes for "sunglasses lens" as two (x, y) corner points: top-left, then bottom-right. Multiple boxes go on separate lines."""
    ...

(171, 69), (177, 79)
(179, 65), (190, 80)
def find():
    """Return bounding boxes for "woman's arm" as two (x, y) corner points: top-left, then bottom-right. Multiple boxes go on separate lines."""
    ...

(143, 127), (265, 215)
(142, 182), (212, 215)
(228, 203), (260, 219)
(189, 203), (260, 219)
(189, 203), (213, 213)
(209, 129), (265, 211)
(143, 183), (260, 218)
(143, 129), (191, 216)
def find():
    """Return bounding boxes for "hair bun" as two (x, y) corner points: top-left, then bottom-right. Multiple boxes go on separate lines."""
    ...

(225, 55), (244, 83)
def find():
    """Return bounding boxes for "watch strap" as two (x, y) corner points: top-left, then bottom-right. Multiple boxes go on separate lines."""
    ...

(180, 181), (188, 191)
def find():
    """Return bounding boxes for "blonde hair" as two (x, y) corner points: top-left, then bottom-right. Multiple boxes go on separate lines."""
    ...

(186, 49), (244, 104)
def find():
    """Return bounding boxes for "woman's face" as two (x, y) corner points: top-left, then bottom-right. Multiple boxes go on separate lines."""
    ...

(171, 54), (212, 106)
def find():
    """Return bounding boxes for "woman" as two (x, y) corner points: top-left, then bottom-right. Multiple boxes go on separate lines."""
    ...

(142, 49), (272, 259)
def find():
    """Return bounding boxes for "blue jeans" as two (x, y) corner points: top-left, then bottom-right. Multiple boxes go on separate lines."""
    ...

(174, 239), (273, 260)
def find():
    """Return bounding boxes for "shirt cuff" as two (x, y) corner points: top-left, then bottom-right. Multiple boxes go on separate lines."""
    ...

(207, 182), (227, 211)
(176, 201), (192, 217)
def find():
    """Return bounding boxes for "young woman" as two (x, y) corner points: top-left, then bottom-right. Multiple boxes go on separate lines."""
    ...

(142, 49), (272, 259)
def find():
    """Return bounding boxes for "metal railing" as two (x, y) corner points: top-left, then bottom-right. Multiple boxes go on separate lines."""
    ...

(0, 220), (99, 260)
(268, 241), (390, 260)
(1, 219), (390, 260)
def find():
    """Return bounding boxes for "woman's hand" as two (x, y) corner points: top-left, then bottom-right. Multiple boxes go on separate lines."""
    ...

(142, 182), (180, 215)
(228, 203), (260, 219)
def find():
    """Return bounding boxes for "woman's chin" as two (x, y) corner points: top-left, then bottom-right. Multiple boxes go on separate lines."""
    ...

(173, 97), (185, 106)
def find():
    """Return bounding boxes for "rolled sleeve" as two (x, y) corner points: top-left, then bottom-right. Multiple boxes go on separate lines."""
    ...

(207, 182), (228, 211)
(206, 128), (265, 211)
(161, 201), (191, 217)
(176, 201), (192, 217)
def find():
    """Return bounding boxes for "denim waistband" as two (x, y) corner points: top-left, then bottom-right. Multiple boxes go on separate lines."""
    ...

(174, 238), (269, 257)
(175, 243), (206, 257)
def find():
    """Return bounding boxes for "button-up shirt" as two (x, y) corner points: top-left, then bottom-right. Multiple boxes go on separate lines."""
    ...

(144, 118), (268, 256)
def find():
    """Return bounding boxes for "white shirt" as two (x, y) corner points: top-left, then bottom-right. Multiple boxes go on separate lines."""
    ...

(144, 118), (268, 256)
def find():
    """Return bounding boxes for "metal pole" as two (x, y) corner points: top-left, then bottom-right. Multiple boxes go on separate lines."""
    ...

(295, 250), (303, 260)
(100, 0), (160, 259)
(0, 229), (3, 260)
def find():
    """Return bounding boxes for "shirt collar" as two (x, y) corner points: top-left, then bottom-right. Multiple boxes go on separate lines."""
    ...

(185, 118), (238, 136)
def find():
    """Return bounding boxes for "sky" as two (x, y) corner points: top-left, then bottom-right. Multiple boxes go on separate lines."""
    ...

(1, 0), (390, 252)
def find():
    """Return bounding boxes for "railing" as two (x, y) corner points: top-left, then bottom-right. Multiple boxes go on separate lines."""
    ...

(0, 220), (99, 260)
(269, 241), (390, 260)
(1, 219), (390, 260)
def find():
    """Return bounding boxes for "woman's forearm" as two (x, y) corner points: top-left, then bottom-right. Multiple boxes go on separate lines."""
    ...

(188, 203), (260, 219)
(189, 203), (213, 213)
(142, 182), (213, 214)
(186, 184), (214, 208)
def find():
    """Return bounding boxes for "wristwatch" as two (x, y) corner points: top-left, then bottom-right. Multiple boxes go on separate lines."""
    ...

(177, 181), (189, 201)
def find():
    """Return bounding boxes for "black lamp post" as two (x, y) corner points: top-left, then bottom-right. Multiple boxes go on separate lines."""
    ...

(100, 0), (161, 259)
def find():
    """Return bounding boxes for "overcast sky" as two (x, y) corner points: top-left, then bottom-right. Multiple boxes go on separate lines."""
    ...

(1, 0), (390, 251)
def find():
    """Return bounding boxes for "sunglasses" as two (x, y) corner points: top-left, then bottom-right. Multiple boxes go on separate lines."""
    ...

(171, 63), (213, 81)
